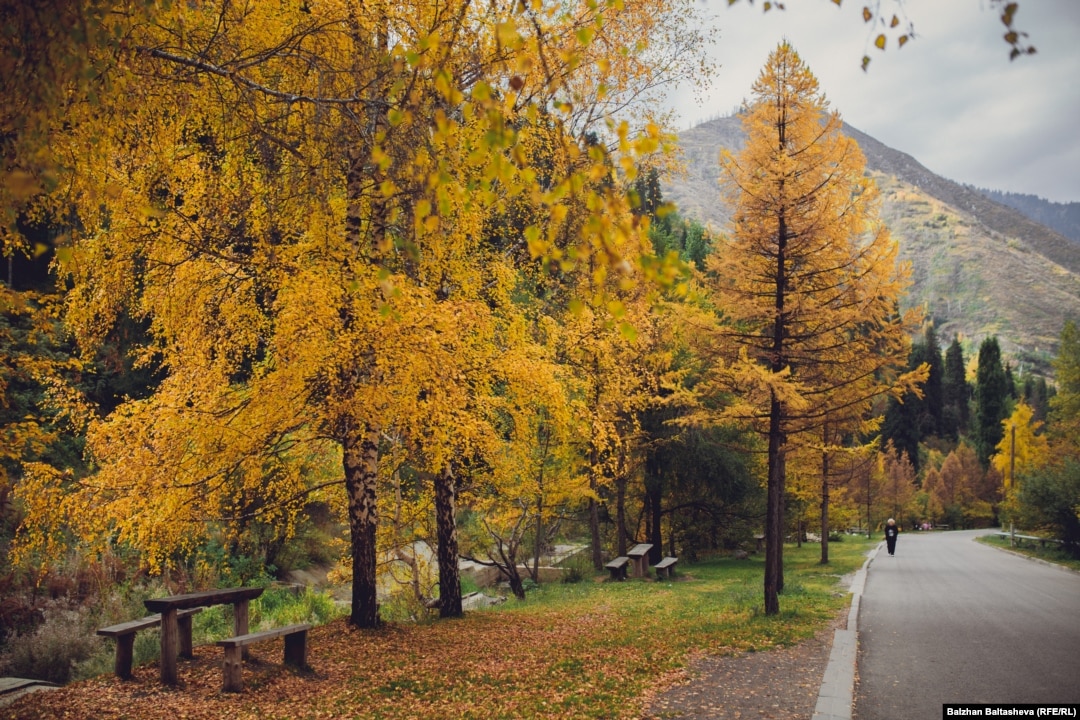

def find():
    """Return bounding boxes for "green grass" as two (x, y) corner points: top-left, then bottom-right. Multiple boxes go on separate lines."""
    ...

(490, 536), (873, 656)
(976, 533), (1080, 572)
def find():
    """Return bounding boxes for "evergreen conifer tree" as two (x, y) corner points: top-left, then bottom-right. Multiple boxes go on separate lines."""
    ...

(942, 336), (970, 439)
(974, 337), (1010, 465)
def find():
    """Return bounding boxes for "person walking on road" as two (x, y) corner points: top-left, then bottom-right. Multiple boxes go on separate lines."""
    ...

(885, 518), (898, 556)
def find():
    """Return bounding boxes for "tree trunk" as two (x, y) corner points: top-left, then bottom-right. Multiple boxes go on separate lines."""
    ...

(343, 424), (380, 628)
(532, 493), (543, 583)
(820, 443), (830, 565)
(506, 569), (526, 600)
(648, 478), (663, 565)
(779, 446), (787, 593)
(435, 463), (462, 618)
(615, 474), (628, 557)
(588, 439), (603, 569)
(764, 394), (784, 616)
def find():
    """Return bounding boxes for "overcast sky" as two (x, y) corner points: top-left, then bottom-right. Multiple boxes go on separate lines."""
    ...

(663, 0), (1080, 203)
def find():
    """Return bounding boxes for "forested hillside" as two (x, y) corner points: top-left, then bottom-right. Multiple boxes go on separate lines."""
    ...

(971, 188), (1080, 244)
(664, 116), (1080, 374)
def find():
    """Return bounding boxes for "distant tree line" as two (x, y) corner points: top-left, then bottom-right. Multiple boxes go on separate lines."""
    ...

(972, 186), (1080, 244)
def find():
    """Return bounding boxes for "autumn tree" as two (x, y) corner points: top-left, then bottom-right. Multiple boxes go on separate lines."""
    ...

(1049, 320), (1080, 437)
(10, 0), (710, 630)
(879, 441), (917, 525)
(703, 42), (922, 615)
(992, 402), (1049, 490)
(1012, 321), (1080, 550)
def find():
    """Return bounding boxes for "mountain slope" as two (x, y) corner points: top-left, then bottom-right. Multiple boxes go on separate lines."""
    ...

(663, 116), (1080, 374)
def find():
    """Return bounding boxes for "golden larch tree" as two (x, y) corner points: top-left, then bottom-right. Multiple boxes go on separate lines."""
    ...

(703, 42), (922, 615)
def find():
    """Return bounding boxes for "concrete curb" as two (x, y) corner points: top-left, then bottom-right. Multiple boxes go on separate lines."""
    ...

(811, 542), (881, 720)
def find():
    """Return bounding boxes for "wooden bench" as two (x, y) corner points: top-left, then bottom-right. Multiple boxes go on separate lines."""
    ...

(217, 624), (311, 692)
(604, 556), (629, 581)
(654, 556), (678, 579)
(97, 607), (204, 680)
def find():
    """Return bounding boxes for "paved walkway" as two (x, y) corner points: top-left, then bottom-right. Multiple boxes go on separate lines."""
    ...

(853, 529), (1080, 719)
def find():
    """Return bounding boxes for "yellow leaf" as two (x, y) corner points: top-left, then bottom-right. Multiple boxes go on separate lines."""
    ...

(874, 34), (886, 50)
(497, 21), (519, 47)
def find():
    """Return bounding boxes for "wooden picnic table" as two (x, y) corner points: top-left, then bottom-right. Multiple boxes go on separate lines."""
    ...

(626, 543), (653, 578)
(144, 586), (265, 685)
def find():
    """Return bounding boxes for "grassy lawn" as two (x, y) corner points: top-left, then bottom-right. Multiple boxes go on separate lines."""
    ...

(9, 537), (874, 720)
(976, 533), (1080, 572)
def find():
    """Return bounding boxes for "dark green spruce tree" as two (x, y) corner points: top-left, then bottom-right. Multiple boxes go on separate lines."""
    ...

(941, 336), (970, 439)
(881, 326), (943, 470)
(974, 337), (1010, 465)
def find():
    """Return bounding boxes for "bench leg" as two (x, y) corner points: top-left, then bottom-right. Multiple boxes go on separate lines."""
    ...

(178, 614), (195, 660)
(114, 633), (135, 680)
(283, 630), (308, 669)
(234, 600), (250, 661)
(160, 608), (178, 685)
(222, 645), (244, 693)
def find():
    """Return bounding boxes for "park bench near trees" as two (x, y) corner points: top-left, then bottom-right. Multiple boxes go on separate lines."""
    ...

(654, 557), (678, 579)
(604, 556), (629, 580)
(217, 624), (311, 692)
(96, 607), (204, 680)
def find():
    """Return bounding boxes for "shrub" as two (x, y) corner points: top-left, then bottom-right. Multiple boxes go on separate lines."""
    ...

(252, 587), (344, 629)
(0, 602), (102, 684)
(1017, 462), (1080, 556)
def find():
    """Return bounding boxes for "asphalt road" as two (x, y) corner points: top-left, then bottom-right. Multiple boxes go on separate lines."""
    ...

(853, 529), (1080, 719)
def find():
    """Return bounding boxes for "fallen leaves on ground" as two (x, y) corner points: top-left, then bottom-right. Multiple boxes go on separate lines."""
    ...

(5, 604), (679, 720)
(4, 550), (862, 720)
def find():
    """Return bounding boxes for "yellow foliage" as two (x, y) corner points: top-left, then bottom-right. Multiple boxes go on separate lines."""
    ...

(992, 401), (1049, 487)
(8, 0), (714, 598)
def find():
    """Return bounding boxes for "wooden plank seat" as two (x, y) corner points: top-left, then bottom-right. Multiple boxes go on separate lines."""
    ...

(216, 623), (311, 693)
(604, 556), (630, 581)
(654, 556), (678, 579)
(97, 608), (204, 679)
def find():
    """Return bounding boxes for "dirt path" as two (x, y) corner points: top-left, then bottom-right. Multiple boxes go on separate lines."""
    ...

(644, 613), (842, 719)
